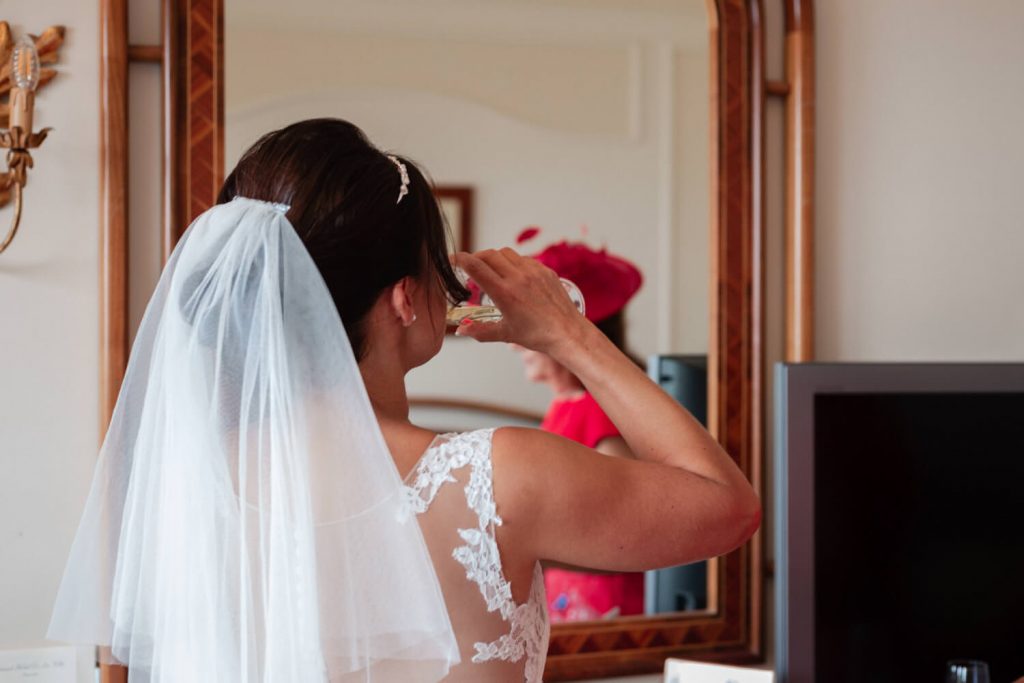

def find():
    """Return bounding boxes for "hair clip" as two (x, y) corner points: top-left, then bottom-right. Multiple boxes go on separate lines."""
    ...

(232, 196), (291, 214)
(387, 155), (410, 204)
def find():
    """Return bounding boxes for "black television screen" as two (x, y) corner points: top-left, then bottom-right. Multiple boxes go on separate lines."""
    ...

(776, 364), (1024, 683)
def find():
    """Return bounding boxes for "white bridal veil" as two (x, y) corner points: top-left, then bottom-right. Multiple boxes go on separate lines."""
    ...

(48, 197), (459, 681)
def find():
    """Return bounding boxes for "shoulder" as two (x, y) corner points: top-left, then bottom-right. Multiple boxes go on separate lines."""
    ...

(489, 427), (548, 504)
(488, 426), (590, 526)
(487, 426), (662, 567)
(486, 427), (561, 569)
(490, 426), (558, 470)
(491, 424), (618, 476)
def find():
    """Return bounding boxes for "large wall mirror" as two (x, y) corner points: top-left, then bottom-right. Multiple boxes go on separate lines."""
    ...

(101, 0), (815, 678)
(224, 0), (712, 431)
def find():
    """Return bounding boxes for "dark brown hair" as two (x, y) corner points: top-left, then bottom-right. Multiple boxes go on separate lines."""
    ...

(217, 118), (469, 359)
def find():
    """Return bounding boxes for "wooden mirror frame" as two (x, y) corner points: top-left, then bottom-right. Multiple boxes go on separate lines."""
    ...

(98, 0), (815, 679)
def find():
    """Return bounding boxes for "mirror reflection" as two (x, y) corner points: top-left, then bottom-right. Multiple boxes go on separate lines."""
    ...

(226, 0), (710, 623)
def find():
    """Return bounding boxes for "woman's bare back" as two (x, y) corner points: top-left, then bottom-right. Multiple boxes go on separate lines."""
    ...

(398, 429), (548, 683)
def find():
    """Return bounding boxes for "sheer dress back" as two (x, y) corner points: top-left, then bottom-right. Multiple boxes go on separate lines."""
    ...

(401, 429), (550, 682)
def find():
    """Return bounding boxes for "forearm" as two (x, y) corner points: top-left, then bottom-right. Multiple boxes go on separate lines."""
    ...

(549, 322), (747, 488)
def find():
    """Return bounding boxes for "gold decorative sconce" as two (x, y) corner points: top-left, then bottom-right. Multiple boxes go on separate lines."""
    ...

(0, 23), (64, 254)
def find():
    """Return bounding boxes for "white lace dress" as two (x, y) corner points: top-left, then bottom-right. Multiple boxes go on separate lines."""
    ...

(402, 429), (550, 682)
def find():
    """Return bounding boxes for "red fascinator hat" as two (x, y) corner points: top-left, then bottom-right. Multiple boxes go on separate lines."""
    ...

(518, 228), (643, 323)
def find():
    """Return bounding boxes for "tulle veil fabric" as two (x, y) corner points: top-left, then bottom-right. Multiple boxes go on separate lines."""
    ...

(48, 197), (460, 681)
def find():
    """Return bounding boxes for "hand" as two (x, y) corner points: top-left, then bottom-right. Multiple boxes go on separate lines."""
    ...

(452, 248), (590, 353)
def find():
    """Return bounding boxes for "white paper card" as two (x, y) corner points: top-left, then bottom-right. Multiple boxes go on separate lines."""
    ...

(0, 646), (77, 683)
(664, 658), (775, 683)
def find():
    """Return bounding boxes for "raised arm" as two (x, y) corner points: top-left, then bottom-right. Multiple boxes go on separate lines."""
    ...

(453, 249), (761, 571)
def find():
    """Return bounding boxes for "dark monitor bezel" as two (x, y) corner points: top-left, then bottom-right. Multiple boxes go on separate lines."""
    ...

(773, 362), (1024, 683)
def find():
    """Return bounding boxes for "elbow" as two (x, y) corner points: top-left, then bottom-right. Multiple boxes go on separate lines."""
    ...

(729, 488), (762, 550)
(739, 493), (762, 543)
(655, 486), (762, 568)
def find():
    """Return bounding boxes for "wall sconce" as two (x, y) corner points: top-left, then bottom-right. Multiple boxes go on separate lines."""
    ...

(0, 23), (64, 254)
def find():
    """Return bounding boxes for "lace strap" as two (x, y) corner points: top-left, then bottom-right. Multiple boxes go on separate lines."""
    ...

(400, 428), (548, 677)
(451, 444), (516, 622)
(400, 429), (497, 518)
(448, 433), (548, 679)
(400, 429), (514, 614)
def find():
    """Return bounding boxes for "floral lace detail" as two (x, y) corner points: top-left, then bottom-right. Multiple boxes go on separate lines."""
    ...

(403, 429), (550, 683)
(470, 563), (549, 680)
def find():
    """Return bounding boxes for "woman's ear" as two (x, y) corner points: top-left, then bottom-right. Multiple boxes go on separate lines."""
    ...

(389, 277), (418, 327)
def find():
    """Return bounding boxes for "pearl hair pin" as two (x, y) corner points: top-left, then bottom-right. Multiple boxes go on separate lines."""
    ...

(387, 154), (410, 204)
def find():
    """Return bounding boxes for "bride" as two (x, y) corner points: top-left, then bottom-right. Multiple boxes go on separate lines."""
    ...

(48, 118), (760, 682)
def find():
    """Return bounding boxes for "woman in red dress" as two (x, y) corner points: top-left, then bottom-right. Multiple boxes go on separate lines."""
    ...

(513, 235), (647, 622)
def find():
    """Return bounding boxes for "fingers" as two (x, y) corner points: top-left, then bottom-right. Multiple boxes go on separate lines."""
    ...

(453, 252), (503, 294)
(470, 248), (527, 272)
(450, 246), (566, 349)
(475, 248), (522, 278)
(454, 248), (531, 299)
(497, 247), (526, 269)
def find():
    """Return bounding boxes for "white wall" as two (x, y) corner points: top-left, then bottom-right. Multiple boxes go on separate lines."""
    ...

(0, 1), (100, 645)
(815, 0), (1024, 361)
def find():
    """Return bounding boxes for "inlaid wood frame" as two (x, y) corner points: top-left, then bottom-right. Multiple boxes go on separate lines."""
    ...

(98, 0), (816, 679)
(98, 1), (223, 680)
(543, 1), (768, 677)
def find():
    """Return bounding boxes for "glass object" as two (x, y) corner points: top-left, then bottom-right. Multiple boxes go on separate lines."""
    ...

(447, 277), (586, 326)
(12, 38), (40, 91)
(945, 660), (990, 683)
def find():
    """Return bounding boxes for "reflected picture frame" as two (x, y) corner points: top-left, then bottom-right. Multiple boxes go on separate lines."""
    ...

(434, 185), (474, 254)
